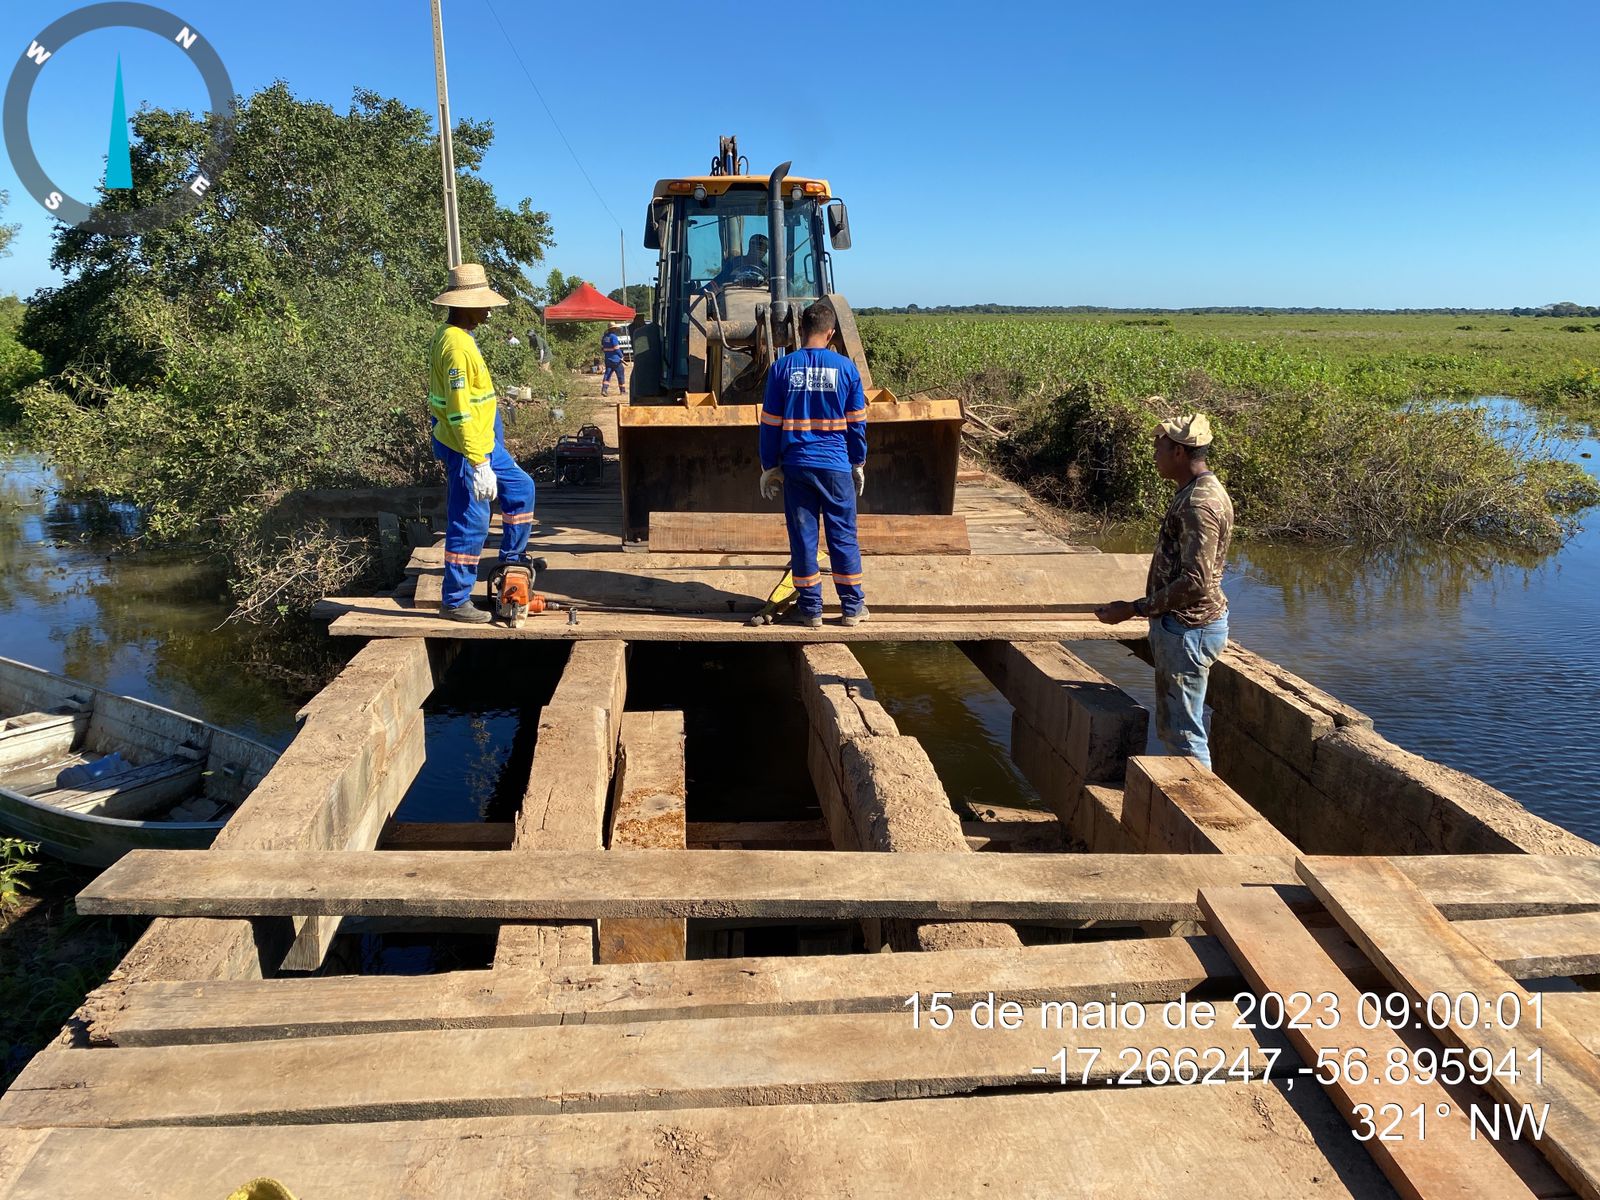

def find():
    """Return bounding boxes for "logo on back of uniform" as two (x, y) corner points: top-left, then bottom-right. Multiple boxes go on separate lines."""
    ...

(789, 366), (839, 394)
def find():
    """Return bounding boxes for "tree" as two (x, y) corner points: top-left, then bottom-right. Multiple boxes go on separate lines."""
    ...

(0, 190), (15, 259)
(609, 284), (653, 317)
(544, 268), (587, 305)
(17, 83), (557, 613)
(23, 83), (553, 380)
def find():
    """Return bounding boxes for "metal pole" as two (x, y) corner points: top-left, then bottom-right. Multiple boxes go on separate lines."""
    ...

(430, 0), (462, 269)
(619, 229), (627, 315)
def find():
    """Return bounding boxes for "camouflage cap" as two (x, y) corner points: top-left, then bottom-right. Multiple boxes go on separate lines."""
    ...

(1155, 412), (1213, 448)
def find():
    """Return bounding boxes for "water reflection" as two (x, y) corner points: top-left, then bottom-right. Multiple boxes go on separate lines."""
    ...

(0, 451), (333, 747)
(1088, 403), (1600, 841)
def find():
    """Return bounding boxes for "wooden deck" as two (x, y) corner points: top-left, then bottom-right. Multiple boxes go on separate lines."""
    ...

(314, 415), (1150, 640)
(6, 405), (1600, 1198)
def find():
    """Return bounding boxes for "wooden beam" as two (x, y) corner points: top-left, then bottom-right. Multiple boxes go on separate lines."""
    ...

(89, 926), (1600, 1050)
(0, 1004), (1288, 1130)
(74, 850), (1600, 923)
(88, 640), (448, 990)
(495, 641), (627, 973)
(796, 644), (1021, 952)
(378, 820), (514, 851)
(686, 819), (831, 848)
(647, 511), (972, 555)
(405, 550), (1148, 614)
(1123, 756), (1299, 856)
(1458, 911), (1600, 978)
(0, 1086), (1389, 1199)
(961, 640), (1147, 783)
(598, 711), (687, 964)
(1301, 856), (1600, 1200)
(1201, 885), (1557, 1200)
(320, 595), (1150, 643)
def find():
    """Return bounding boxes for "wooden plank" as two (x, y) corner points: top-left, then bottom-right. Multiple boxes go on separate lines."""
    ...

(321, 596), (1149, 643)
(88, 640), (446, 989)
(92, 934), (1240, 1045)
(0, 1086), (1388, 1199)
(685, 819), (830, 847)
(368, 550), (1149, 613)
(37, 756), (202, 819)
(795, 644), (1020, 952)
(0, 713), (82, 770)
(496, 641), (627, 973)
(94, 926), (1600, 1051)
(1125, 756), (1300, 855)
(1302, 856), (1600, 1200)
(598, 711), (687, 964)
(75, 850), (1600, 923)
(1461, 912), (1600, 978)
(648, 511), (972, 555)
(0, 1005), (1289, 1130)
(1201, 885), (1553, 1200)
(379, 820), (514, 851)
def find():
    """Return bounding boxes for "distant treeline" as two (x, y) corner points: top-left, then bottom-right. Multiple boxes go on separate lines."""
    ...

(855, 302), (1600, 317)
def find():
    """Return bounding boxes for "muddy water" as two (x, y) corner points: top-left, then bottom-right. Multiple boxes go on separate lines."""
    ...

(6, 405), (1599, 847)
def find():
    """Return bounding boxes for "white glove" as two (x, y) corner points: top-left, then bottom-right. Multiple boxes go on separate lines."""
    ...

(852, 464), (865, 497)
(759, 466), (784, 501)
(470, 460), (498, 502)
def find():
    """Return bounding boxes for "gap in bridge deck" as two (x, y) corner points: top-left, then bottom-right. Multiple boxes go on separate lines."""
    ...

(388, 643), (570, 824)
(625, 644), (817, 825)
(627, 644), (863, 959)
(323, 643), (571, 977)
(852, 642), (1043, 815)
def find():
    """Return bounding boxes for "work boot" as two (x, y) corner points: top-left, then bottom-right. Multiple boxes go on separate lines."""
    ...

(785, 611), (823, 629)
(439, 601), (491, 625)
(840, 606), (871, 627)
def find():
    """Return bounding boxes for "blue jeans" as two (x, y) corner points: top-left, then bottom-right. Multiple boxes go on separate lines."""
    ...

(782, 465), (864, 618)
(1147, 613), (1228, 769)
(434, 413), (536, 610)
(603, 360), (625, 386)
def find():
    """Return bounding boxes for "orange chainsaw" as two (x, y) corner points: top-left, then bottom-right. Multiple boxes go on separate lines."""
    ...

(488, 557), (550, 627)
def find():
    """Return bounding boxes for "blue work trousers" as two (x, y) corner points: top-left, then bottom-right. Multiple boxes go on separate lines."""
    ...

(434, 414), (536, 610)
(1146, 613), (1229, 769)
(603, 360), (625, 387)
(783, 465), (864, 618)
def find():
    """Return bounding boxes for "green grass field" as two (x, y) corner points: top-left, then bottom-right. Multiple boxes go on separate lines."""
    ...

(858, 312), (1600, 420)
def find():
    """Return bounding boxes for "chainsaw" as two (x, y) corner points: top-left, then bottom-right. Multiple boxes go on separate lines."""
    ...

(488, 557), (550, 627)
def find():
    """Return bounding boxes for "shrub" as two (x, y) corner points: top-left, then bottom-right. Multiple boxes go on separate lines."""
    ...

(0, 839), (38, 911)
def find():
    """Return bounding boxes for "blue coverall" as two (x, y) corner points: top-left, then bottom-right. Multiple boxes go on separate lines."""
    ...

(759, 347), (868, 618)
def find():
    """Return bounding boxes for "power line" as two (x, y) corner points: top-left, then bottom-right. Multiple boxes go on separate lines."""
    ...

(479, 0), (624, 232)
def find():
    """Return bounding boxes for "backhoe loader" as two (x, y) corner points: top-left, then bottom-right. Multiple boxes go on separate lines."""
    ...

(619, 137), (962, 543)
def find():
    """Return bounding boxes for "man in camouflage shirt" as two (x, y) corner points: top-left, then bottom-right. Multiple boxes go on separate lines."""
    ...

(1095, 412), (1234, 768)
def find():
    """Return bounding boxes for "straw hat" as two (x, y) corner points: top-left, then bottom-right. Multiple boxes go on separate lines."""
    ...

(432, 263), (508, 309)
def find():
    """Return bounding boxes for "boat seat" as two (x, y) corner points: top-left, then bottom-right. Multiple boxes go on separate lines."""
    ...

(35, 754), (206, 820)
(0, 711), (86, 770)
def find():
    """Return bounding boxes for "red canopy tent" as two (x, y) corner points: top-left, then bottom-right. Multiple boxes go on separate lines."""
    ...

(543, 281), (635, 322)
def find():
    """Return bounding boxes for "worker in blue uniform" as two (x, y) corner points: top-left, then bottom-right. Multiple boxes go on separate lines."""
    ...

(427, 263), (537, 623)
(758, 300), (869, 628)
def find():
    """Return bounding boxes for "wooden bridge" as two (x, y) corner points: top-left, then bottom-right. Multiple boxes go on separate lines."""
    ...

(3, 410), (1598, 1198)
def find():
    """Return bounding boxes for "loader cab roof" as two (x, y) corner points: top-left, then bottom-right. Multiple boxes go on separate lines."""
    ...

(652, 175), (833, 200)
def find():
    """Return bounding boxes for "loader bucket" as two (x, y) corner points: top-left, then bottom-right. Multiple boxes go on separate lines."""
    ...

(618, 389), (963, 544)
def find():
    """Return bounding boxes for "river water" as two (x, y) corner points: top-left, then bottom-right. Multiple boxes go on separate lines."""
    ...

(3, 406), (1597, 842)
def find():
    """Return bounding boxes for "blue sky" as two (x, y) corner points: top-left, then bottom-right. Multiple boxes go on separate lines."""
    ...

(1, 0), (1597, 308)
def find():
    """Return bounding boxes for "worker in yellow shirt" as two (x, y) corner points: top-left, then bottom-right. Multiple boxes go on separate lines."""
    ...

(428, 263), (536, 623)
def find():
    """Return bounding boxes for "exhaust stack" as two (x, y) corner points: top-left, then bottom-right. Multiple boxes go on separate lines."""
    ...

(766, 160), (792, 328)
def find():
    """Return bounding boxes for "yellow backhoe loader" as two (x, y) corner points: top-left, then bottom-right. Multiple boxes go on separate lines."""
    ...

(619, 137), (963, 543)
